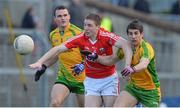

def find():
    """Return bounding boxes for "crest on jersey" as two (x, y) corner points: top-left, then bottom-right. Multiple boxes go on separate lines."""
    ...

(52, 39), (59, 43)
(99, 47), (105, 54)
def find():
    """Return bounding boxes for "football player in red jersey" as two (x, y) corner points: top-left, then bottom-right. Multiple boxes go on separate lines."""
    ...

(29, 13), (132, 107)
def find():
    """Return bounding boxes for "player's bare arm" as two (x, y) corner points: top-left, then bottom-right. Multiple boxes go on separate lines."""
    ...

(43, 56), (58, 67)
(133, 57), (150, 72)
(29, 44), (68, 69)
(97, 46), (119, 66)
(114, 37), (132, 66)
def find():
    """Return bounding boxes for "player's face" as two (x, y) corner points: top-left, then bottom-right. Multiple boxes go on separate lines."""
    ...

(84, 19), (99, 38)
(127, 29), (143, 46)
(55, 9), (70, 28)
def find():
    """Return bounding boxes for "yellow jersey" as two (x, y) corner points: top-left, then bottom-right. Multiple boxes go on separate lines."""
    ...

(49, 23), (85, 82)
(130, 40), (160, 90)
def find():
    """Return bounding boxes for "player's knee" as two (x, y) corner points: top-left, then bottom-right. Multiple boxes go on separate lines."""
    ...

(50, 98), (62, 107)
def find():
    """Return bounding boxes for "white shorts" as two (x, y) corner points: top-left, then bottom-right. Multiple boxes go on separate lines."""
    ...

(84, 72), (120, 96)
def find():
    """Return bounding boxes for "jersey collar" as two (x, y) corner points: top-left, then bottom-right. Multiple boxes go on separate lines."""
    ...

(58, 23), (71, 35)
(132, 39), (145, 53)
(64, 23), (71, 32)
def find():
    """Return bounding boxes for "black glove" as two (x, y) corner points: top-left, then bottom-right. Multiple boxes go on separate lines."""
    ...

(35, 64), (47, 81)
(80, 50), (92, 56)
(80, 50), (98, 61)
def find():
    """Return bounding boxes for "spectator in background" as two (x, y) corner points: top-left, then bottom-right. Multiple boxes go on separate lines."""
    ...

(171, 0), (180, 15)
(21, 6), (45, 54)
(69, 0), (85, 29)
(21, 6), (37, 28)
(0, 18), (3, 27)
(134, 0), (150, 13)
(112, 0), (129, 7)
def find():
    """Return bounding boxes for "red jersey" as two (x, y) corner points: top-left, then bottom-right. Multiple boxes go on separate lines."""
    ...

(65, 28), (120, 78)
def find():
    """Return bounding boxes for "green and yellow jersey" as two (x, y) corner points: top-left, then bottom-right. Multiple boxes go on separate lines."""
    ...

(117, 48), (124, 60)
(130, 40), (160, 90)
(49, 23), (85, 82)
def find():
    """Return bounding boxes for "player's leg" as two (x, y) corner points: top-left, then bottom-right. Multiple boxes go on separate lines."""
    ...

(113, 90), (138, 107)
(75, 94), (84, 107)
(83, 76), (103, 107)
(50, 84), (70, 107)
(101, 72), (119, 107)
(83, 81), (103, 107)
(138, 87), (161, 107)
(85, 95), (102, 107)
(69, 80), (85, 107)
(102, 96), (117, 107)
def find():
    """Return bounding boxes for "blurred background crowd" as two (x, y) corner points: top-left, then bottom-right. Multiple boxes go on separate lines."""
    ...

(0, 0), (180, 107)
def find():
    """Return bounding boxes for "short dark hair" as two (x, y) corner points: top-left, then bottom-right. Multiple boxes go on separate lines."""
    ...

(53, 5), (69, 16)
(126, 19), (143, 34)
(85, 13), (101, 26)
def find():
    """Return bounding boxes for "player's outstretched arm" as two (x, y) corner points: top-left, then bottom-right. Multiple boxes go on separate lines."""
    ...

(29, 44), (68, 69)
(122, 45), (153, 77)
(114, 37), (132, 67)
(43, 56), (58, 67)
(133, 57), (150, 72)
(121, 58), (150, 78)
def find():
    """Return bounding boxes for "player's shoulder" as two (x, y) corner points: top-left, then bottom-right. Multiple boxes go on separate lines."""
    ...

(99, 28), (119, 37)
(73, 32), (84, 39)
(141, 40), (155, 59)
(99, 28), (120, 41)
(69, 24), (82, 32)
(142, 40), (154, 52)
(49, 28), (58, 41)
(99, 27), (110, 36)
(50, 28), (58, 37)
(98, 28), (111, 40)
(66, 32), (84, 42)
(143, 40), (153, 48)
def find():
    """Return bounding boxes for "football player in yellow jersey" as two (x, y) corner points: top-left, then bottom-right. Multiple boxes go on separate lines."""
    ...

(34, 6), (85, 107)
(97, 20), (161, 107)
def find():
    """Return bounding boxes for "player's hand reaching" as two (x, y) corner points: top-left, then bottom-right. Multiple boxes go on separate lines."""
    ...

(29, 62), (42, 70)
(29, 62), (47, 81)
(34, 64), (47, 81)
(121, 66), (136, 77)
(80, 50), (98, 61)
(71, 62), (84, 76)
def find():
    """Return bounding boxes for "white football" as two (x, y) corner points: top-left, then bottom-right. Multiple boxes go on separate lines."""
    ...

(13, 35), (34, 55)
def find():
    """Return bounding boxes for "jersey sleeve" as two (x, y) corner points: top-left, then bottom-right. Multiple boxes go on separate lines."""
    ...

(142, 43), (154, 60)
(49, 36), (55, 47)
(64, 34), (82, 49)
(109, 33), (120, 46)
(117, 48), (124, 60)
(49, 30), (57, 47)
